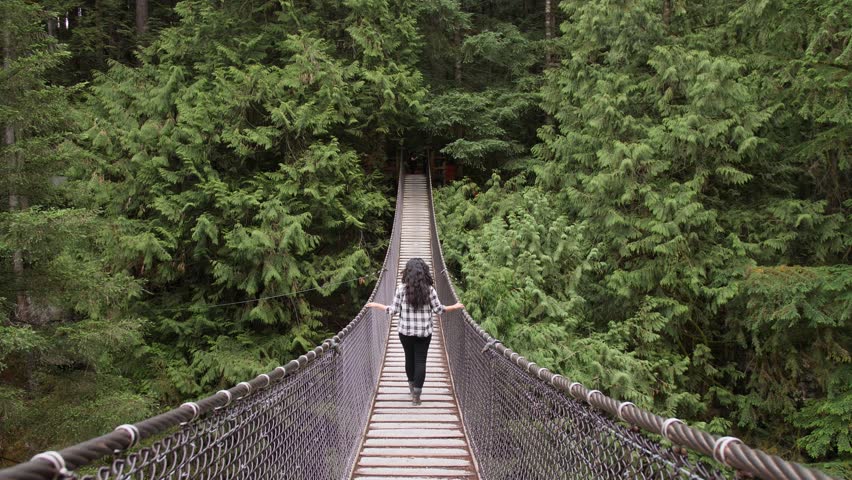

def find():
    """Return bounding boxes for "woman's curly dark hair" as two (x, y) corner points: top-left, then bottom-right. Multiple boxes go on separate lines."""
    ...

(401, 258), (433, 309)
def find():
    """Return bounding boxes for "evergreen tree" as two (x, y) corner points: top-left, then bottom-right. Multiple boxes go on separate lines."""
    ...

(530, 0), (848, 468)
(40, 0), (179, 84)
(434, 0), (849, 472)
(418, 0), (544, 173)
(80, 0), (424, 398)
(1, 0), (149, 459)
(1, 0), (848, 473)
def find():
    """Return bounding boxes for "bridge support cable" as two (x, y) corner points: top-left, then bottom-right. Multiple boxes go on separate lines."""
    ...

(0, 167), (406, 480)
(424, 168), (837, 480)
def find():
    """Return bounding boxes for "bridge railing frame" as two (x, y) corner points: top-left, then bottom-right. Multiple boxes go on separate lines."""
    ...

(0, 164), (406, 480)
(424, 167), (836, 480)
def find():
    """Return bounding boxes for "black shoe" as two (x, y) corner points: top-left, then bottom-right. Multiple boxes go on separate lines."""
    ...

(412, 387), (422, 406)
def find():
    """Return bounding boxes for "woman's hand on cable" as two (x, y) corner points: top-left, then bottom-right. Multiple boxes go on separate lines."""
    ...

(366, 302), (386, 310)
(447, 302), (465, 311)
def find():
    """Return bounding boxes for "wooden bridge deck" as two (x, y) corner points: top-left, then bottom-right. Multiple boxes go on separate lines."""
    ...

(351, 174), (479, 479)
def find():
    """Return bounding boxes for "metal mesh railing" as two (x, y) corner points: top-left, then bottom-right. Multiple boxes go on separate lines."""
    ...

(423, 167), (837, 480)
(0, 166), (405, 480)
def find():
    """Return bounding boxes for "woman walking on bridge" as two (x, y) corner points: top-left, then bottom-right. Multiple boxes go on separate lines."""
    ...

(367, 258), (464, 405)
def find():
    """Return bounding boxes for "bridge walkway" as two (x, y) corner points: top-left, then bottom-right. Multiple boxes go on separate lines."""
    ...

(350, 174), (480, 479)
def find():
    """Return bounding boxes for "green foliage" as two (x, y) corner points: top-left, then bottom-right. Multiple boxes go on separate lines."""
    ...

(1, 0), (849, 472)
(730, 266), (851, 458)
(0, 326), (43, 371)
(74, 0), (427, 403)
(6, 371), (155, 450)
(437, 0), (850, 469)
(415, 2), (544, 172)
(0, 3), (76, 204)
(0, 1), (155, 459)
(794, 390), (852, 459)
(2, 0), (422, 460)
(40, 0), (179, 84)
(425, 89), (536, 168)
(436, 176), (662, 405)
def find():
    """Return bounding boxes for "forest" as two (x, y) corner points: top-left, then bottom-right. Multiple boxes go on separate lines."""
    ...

(0, 0), (849, 476)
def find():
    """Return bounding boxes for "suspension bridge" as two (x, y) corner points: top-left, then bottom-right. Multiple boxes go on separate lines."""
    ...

(0, 168), (836, 480)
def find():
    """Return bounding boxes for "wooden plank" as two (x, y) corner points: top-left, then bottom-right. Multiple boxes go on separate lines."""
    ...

(385, 364), (447, 369)
(382, 362), (446, 366)
(377, 383), (450, 389)
(358, 458), (471, 468)
(385, 353), (442, 357)
(379, 382), (448, 388)
(384, 359), (446, 363)
(382, 360), (446, 365)
(371, 414), (459, 422)
(381, 372), (449, 378)
(380, 374), (449, 380)
(368, 422), (460, 430)
(383, 361), (446, 365)
(373, 401), (454, 407)
(378, 387), (451, 394)
(360, 448), (470, 457)
(381, 374), (449, 381)
(373, 408), (458, 415)
(382, 369), (449, 375)
(384, 352), (445, 355)
(383, 356), (446, 360)
(385, 364), (449, 368)
(385, 352), (442, 355)
(374, 394), (454, 401)
(384, 354), (445, 358)
(353, 467), (474, 477)
(374, 401), (456, 409)
(365, 429), (465, 438)
(362, 438), (468, 448)
(382, 365), (446, 370)
(354, 477), (470, 480)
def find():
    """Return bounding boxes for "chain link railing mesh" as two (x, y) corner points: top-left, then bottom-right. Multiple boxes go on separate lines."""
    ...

(0, 169), (404, 480)
(91, 343), (354, 480)
(438, 305), (724, 480)
(424, 167), (836, 480)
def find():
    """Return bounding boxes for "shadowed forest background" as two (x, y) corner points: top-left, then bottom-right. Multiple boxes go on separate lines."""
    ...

(0, 0), (849, 475)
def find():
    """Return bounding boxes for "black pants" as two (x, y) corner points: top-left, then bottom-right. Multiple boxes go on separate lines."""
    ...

(398, 333), (432, 389)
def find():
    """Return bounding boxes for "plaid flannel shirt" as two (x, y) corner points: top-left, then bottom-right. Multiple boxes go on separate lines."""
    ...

(386, 284), (445, 337)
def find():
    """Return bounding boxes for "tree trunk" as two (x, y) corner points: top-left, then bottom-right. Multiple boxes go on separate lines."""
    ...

(94, 0), (105, 68)
(454, 29), (462, 84)
(136, 0), (148, 36)
(47, 17), (56, 37)
(4, 25), (31, 325)
(545, 0), (553, 67)
(662, 0), (671, 29)
(454, 29), (464, 140)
